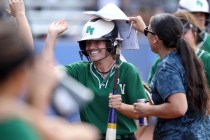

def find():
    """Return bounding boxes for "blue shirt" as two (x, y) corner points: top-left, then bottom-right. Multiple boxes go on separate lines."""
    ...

(150, 51), (210, 140)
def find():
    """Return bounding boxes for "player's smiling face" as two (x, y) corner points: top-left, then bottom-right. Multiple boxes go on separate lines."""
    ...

(86, 40), (108, 62)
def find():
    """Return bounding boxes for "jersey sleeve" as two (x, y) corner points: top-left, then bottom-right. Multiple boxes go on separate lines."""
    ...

(155, 66), (186, 101)
(124, 63), (147, 104)
(64, 62), (85, 79)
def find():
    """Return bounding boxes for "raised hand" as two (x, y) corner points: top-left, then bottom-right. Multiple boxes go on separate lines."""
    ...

(8, 0), (25, 17)
(129, 15), (146, 33)
(43, 19), (68, 66)
(7, 0), (33, 49)
(48, 19), (69, 37)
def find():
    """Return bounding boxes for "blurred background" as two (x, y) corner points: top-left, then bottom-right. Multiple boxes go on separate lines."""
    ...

(7, 0), (185, 81)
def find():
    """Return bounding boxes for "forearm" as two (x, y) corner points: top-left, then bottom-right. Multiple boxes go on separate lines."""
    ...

(147, 103), (185, 119)
(117, 103), (139, 119)
(15, 13), (33, 49)
(42, 32), (58, 65)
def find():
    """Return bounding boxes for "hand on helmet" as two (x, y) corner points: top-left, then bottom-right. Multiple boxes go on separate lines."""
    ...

(48, 19), (69, 37)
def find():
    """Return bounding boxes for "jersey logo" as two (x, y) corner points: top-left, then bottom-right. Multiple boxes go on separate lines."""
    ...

(86, 26), (94, 35)
(119, 84), (126, 94)
(196, 0), (203, 7)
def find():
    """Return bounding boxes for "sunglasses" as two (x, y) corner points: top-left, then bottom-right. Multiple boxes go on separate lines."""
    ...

(180, 19), (197, 33)
(144, 26), (156, 36)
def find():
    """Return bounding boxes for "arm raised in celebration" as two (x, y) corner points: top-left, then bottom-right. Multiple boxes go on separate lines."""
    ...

(42, 19), (68, 65)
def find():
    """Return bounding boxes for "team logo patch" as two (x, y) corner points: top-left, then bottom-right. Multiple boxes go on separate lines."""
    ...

(86, 26), (94, 35)
(196, 0), (203, 7)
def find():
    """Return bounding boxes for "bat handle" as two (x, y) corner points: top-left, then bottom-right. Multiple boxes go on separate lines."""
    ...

(106, 108), (117, 140)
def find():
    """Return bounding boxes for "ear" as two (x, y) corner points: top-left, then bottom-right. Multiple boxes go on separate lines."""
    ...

(152, 35), (158, 44)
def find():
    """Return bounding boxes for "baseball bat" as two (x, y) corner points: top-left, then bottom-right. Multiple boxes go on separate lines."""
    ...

(105, 38), (122, 140)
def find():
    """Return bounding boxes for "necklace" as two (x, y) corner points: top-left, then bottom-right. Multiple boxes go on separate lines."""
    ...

(96, 68), (112, 74)
(95, 61), (116, 75)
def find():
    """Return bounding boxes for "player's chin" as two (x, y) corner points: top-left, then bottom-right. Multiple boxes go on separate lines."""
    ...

(90, 56), (104, 62)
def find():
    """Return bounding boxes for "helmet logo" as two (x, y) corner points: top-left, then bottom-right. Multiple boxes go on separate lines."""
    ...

(86, 26), (95, 35)
(196, 0), (203, 7)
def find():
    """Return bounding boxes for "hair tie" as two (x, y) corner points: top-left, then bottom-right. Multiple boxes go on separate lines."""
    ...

(176, 35), (181, 41)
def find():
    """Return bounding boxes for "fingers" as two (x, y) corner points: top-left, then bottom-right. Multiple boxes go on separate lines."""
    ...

(109, 101), (121, 108)
(50, 19), (68, 30)
(9, 0), (23, 3)
(129, 16), (139, 21)
(48, 19), (69, 35)
(109, 94), (122, 109)
(133, 102), (144, 109)
(129, 16), (144, 22)
(128, 15), (146, 33)
(9, 0), (25, 17)
(5, 8), (11, 15)
(9, 0), (24, 5)
(52, 19), (68, 27)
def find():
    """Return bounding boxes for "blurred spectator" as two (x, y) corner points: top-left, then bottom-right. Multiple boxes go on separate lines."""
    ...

(178, 0), (210, 53)
(0, 1), (100, 140)
(0, 13), (100, 140)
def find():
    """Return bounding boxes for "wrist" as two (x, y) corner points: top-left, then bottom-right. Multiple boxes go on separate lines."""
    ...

(14, 12), (25, 17)
(146, 104), (153, 116)
(116, 103), (124, 111)
(47, 31), (59, 39)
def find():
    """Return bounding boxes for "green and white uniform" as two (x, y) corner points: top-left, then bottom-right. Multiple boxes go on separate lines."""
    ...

(148, 49), (210, 88)
(198, 31), (210, 53)
(196, 49), (210, 88)
(64, 60), (146, 135)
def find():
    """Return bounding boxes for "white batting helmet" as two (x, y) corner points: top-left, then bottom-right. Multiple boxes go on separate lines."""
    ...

(178, 0), (209, 14)
(78, 18), (119, 57)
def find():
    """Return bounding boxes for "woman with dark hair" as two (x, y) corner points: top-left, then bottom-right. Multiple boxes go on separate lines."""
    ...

(130, 13), (210, 139)
(148, 11), (210, 89)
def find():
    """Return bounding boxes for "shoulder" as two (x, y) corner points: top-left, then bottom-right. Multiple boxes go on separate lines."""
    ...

(202, 50), (210, 58)
(198, 50), (210, 61)
(63, 61), (90, 76)
(201, 31), (210, 39)
(65, 61), (90, 70)
(160, 51), (184, 72)
(120, 61), (138, 72)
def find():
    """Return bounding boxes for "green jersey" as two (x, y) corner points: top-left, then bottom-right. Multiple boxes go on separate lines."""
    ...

(148, 49), (210, 88)
(147, 56), (161, 84)
(198, 31), (210, 53)
(64, 60), (146, 134)
(197, 49), (210, 88)
(0, 118), (41, 140)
